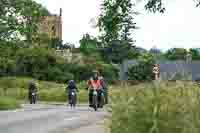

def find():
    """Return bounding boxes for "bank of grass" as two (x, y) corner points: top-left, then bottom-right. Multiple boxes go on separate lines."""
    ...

(0, 77), (88, 103)
(109, 81), (200, 133)
(0, 97), (20, 110)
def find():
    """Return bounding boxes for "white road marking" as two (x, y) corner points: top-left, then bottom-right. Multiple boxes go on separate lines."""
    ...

(64, 117), (80, 121)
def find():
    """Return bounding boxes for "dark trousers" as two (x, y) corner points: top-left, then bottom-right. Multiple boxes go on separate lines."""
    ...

(89, 89), (102, 106)
(29, 92), (37, 104)
(68, 90), (76, 104)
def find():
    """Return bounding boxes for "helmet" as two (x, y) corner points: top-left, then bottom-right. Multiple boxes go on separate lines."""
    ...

(68, 80), (75, 86)
(68, 80), (74, 84)
(92, 70), (99, 74)
(92, 70), (99, 80)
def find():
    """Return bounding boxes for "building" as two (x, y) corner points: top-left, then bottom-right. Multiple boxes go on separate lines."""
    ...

(38, 8), (62, 42)
(120, 59), (200, 81)
(55, 49), (72, 62)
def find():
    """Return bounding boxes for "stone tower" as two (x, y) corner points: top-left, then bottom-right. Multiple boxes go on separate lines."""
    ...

(38, 8), (62, 42)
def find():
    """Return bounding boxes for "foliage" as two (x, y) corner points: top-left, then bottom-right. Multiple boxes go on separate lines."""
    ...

(144, 0), (200, 13)
(99, 63), (119, 81)
(128, 47), (141, 59)
(189, 48), (200, 60)
(101, 40), (131, 63)
(0, 0), (49, 43)
(109, 82), (200, 133)
(164, 48), (187, 60)
(0, 97), (20, 110)
(0, 44), (119, 82)
(79, 34), (100, 55)
(98, 0), (137, 45)
(128, 53), (155, 81)
(145, 0), (166, 13)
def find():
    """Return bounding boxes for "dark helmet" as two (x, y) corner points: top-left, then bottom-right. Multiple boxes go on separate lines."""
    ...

(68, 80), (75, 86)
(68, 80), (75, 84)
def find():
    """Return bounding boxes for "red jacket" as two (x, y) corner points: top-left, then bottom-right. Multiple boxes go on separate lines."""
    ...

(87, 78), (101, 90)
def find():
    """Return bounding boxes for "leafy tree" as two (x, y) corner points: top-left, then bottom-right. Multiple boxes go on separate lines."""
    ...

(189, 48), (200, 60)
(79, 34), (100, 55)
(97, 0), (140, 64)
(0, 0), (49, 44)
(128, 46), (141, 59)
(145, 0), (166, 13)
(145, 0), (200, 13)
(164, 48), (187, 60)
(98, 0), (137, 45)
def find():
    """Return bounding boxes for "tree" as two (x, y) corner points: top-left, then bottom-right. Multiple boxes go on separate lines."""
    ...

(120, 1), (138, 45)
(189, 48), (200, 60)
(165, 48), (187, 60)
(98, 0), (137, 46)
(98, 0), (139, 64)
(145, 0), (200, 13)
(128, 46), (141, 59)
(145, 0), (165, 13)
(79, 34), (100, 55)
(0, 0), (49, 44)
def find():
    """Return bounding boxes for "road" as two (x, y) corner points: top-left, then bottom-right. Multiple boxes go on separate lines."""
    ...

(0, 104), (108, 133)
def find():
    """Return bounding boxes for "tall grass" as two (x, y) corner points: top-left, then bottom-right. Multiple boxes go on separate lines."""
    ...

(109, 81), (200, 133)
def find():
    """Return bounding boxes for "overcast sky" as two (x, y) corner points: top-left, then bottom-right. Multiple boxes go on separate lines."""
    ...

(35, 0), (200, 50)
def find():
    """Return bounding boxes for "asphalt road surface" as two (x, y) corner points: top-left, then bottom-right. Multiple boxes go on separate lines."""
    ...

(0, 104), (108, 133)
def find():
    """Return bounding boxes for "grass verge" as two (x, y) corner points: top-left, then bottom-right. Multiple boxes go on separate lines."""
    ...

(0, 97), (20, 110)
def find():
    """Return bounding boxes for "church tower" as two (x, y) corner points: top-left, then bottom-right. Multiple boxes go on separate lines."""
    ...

(38, 8), (63, 46)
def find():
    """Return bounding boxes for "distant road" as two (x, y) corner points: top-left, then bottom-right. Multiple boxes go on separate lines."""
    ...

(0, 104), (108, 133)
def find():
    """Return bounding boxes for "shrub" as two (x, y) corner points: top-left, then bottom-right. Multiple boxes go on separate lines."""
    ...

(38, 88), (66, 102)
(0, 97), (20, 110)
(128, 53), (155, 81)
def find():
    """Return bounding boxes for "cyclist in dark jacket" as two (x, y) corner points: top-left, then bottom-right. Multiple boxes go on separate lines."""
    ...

(66, 80), (78, 104)
(28, 81), (37, 104)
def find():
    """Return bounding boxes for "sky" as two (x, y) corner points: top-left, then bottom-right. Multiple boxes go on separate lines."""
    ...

(35, 0), (200, 51)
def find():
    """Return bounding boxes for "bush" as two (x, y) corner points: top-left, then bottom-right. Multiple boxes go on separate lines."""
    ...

(128, 53), (155, 81)
(0, 97), (20, 110)
(100, 64), (119, 81)
(38, 88), (66, 102)
(0, 45), (119, 83)
(109, 82), (200, 133)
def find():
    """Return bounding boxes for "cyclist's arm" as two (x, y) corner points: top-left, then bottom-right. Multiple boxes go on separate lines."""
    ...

(87, 80), (91, 89)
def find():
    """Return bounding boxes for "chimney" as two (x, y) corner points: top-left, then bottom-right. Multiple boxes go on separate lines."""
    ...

(59, 8), (62, 17)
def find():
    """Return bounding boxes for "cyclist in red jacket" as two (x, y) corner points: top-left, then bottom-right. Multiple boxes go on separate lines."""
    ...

(87, 70), (102, 107)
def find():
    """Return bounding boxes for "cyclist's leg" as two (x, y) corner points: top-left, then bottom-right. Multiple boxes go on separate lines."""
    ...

(97, 90), (102, 107)
(68, 92), (71, 104)
(89, 89), (93, 107)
